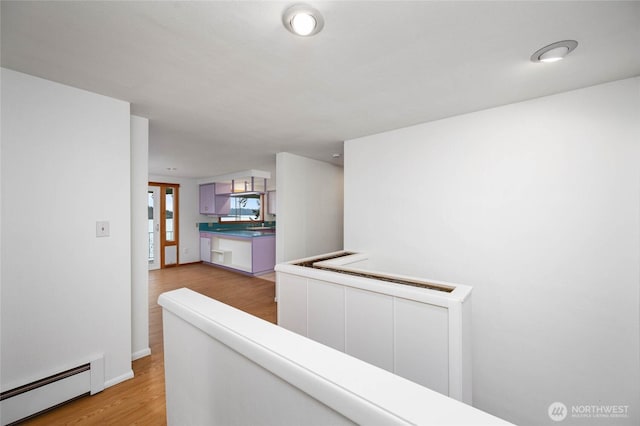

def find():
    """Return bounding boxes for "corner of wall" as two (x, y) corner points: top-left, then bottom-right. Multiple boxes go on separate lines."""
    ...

(131, 115), (150, 359)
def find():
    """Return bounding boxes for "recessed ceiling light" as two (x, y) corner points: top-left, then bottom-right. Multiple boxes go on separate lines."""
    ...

(332, 153), (341, 159)
(531, 40), (578, 63)
(283, 4), (324, 37)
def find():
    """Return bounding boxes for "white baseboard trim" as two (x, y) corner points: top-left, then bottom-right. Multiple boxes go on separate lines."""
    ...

(131, 348), (151, 361)
(104, 370), (134, 389)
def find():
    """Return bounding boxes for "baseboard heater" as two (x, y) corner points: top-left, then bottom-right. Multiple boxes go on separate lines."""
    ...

(0, 356), (104, 425)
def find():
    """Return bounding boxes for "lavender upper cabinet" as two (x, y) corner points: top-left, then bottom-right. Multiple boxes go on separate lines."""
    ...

(199, 183), (215, 214)
(199, 183), (231, 215)
(214, 182), (231, 215)
(267, 190), (276, 215)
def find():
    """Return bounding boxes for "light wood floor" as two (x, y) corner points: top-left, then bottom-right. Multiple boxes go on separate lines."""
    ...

(23, 263), (277, 425)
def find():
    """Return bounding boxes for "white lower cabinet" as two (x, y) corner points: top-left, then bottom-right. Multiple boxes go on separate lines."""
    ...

(199, 236), (211, 262)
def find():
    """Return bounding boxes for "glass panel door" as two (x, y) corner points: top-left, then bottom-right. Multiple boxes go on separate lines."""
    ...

(148, 186), (161, 270)
(165, 187), (175, 242)
(159, 183), (179, 267)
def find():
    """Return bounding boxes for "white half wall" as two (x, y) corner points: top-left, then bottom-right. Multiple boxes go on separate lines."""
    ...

(276, 152), (343, 263)
(344, 77), (640, 426)
(1, 68), (133, 393)
(149, 175), (202, 264)
(131, 115), (150, 360)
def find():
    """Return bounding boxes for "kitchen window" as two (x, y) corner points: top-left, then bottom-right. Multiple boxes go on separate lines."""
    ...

(219, 194), (263, 223)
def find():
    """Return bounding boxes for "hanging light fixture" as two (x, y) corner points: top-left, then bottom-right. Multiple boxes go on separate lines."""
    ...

(283, 4), (324, 37)
(531, 40), (578, 63)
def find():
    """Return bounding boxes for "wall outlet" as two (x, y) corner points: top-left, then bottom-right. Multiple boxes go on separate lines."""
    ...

(96, 221), (110, 237)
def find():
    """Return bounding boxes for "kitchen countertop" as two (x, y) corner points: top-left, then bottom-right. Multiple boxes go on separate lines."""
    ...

(202, 229), (276, 238)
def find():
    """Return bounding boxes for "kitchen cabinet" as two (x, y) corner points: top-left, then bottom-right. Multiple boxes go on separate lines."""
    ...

(199, 183), (215, 214)
(201, 231), (275, 275)
(199, 234), (211, 262)
(267, 190), (276, 215)
(211, 235), (252, 272)
(214, 182), (232, 194)
(251, 234), (276, 273)
(213, 192), (230, 215)
(199, 183), (230, 215)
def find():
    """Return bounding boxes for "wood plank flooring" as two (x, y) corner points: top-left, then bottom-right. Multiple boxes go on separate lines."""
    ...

(22, 263), (276, 425)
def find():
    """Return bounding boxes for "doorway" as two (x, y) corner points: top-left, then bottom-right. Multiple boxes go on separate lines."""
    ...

(148, 186), (161, 270)
(149, 182), (180, 268)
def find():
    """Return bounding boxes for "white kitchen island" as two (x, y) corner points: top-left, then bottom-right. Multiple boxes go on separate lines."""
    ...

(275, 251), (473, 403)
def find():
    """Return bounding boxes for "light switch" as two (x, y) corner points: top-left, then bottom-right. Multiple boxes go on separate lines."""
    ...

(96, 221), (110, 237)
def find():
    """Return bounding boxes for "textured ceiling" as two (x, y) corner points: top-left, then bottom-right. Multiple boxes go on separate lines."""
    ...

(2, 1), (639, 178)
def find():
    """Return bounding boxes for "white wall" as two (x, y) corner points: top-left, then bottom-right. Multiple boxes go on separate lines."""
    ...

(261, 160), (277, 222)
(276, 152), (343, 263)
(344, 78), (640, 426)
(1, 68), (133, 391)
(131, 115), (150, 360)
(149, 175), (202, 264)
